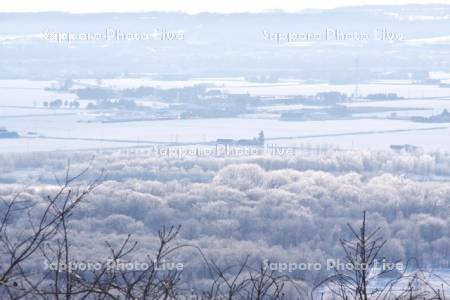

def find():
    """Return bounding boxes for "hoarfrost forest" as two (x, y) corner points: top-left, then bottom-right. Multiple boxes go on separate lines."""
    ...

(1, 148), (450, 298)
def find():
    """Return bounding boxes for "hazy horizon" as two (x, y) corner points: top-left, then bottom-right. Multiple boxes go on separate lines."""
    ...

(2, 0), (450, 14)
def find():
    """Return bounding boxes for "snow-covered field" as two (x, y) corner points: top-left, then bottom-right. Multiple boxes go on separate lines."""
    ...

(1, 79), (449, 153)
(0, 80), (77, 107)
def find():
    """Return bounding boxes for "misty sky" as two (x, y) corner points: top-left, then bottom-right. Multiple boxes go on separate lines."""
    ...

(1, 0), (450, 13)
